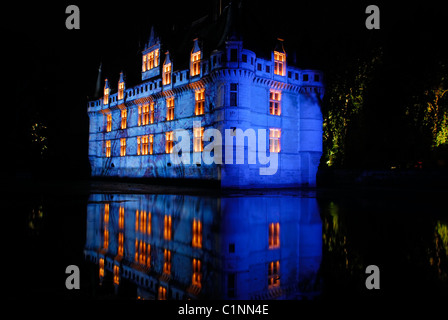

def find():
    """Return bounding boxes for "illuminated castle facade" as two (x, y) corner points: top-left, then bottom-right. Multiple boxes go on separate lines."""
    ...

(87, 20), (324, 188)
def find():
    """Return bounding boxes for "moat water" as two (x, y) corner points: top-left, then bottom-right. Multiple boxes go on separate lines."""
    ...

(13, 180), (447, 302)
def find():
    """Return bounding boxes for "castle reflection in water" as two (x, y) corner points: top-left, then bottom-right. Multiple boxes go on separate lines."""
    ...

(84, 193), (322, 300)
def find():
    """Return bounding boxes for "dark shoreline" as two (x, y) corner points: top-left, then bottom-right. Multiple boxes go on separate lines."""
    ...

(7, 168), (448, 200)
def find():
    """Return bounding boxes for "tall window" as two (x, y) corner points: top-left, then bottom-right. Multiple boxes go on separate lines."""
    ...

(142, 104), (149, 125)
(191, 51), (201, 77)
(230, 83), (238, 106)
(268, 261), (280, 288)
(149, 135), (154, 155)
(163, 249), (171, 274)
(118, 82), (125, 100)
(269, 91), (281, 116)
(166, 97), (174, 121)
(104, 80), (110, 105)
(269, 129), (281, 153)
(269, 222), (280, 249)
(193, 127), (204, 152)
(192, 219), (202, 248)
(150, 102), (155, 124)
(106, 114), (112, 132)
(141, 135), (149, 155)
(195, 89), (205, 115)
(192, 259), (202, 288)
(121, 109), (127, 129)
(137, 136), (141, 155)
(105, 140), (111, 158)
(274, 51), (286, 76)
(163, 63), (171, 85)
(120, 138), (126, 156)
(165, 131), (174, 154)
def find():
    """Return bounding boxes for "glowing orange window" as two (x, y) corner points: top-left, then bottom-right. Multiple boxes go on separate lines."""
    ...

(191, 51), (201, 77)
(274, 51), (286, 76)
(165, 132), (174, 154)
(269, 91), (281, 116)
(195, 90), (205, 115)
(269, 129), (281, 153)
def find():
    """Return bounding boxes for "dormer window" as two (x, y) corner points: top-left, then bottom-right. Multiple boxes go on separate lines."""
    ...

(103, 79), (110, 105)
(191, 52), (201, 77)
(190, 38), (201, 77)
(163, 52), (172, 85)
(163, 64), (171, 85)
(117, 72), (125, 100)
(143, 49), (159, 72)
(274, 51), (286, 76)
(118, 82), (124, 100)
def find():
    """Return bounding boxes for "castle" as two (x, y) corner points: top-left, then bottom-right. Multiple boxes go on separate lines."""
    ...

(87, 7), (324, 188)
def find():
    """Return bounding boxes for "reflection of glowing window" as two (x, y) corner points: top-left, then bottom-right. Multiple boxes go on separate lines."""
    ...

(192, 219), (202, 248)
(106, 114), (112, 132)
(269, 91), (281, 116)
(135, 209), (151, 267)
(164, 215), (172, 240)
(103, 204), (109, 250)
(274, 51), (286, 76)
(195, 90), (205, 115)
(269, 222), (280, 249)
(268, 261), (280, 288)
(166, 97), (174, 121)
(163, 249), (171, 274)
(105, 140), (111, 158)
(192, 258), (202, 287)
(158, 286), (167, 300)
(118, 232), (124, 256)
(119, 206), (124, 229)
(99, 258), (104, 278)
(165, 132), (174, 154)
(114, 265), (119, 284)
(193, 127), (204, 153)
(269, 129), (281, 153)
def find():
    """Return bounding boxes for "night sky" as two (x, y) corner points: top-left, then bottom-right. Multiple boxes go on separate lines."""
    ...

(7, 0), (448, 179)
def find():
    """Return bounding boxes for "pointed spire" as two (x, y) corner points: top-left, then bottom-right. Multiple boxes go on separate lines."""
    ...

(192, 38), (201, 54)
(147, 26), (160, 48)
(164, 51), (171, 65)
(118, 71), (125, 83)
(274, 38), (286, 53)
(94, 61), (102, 98)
